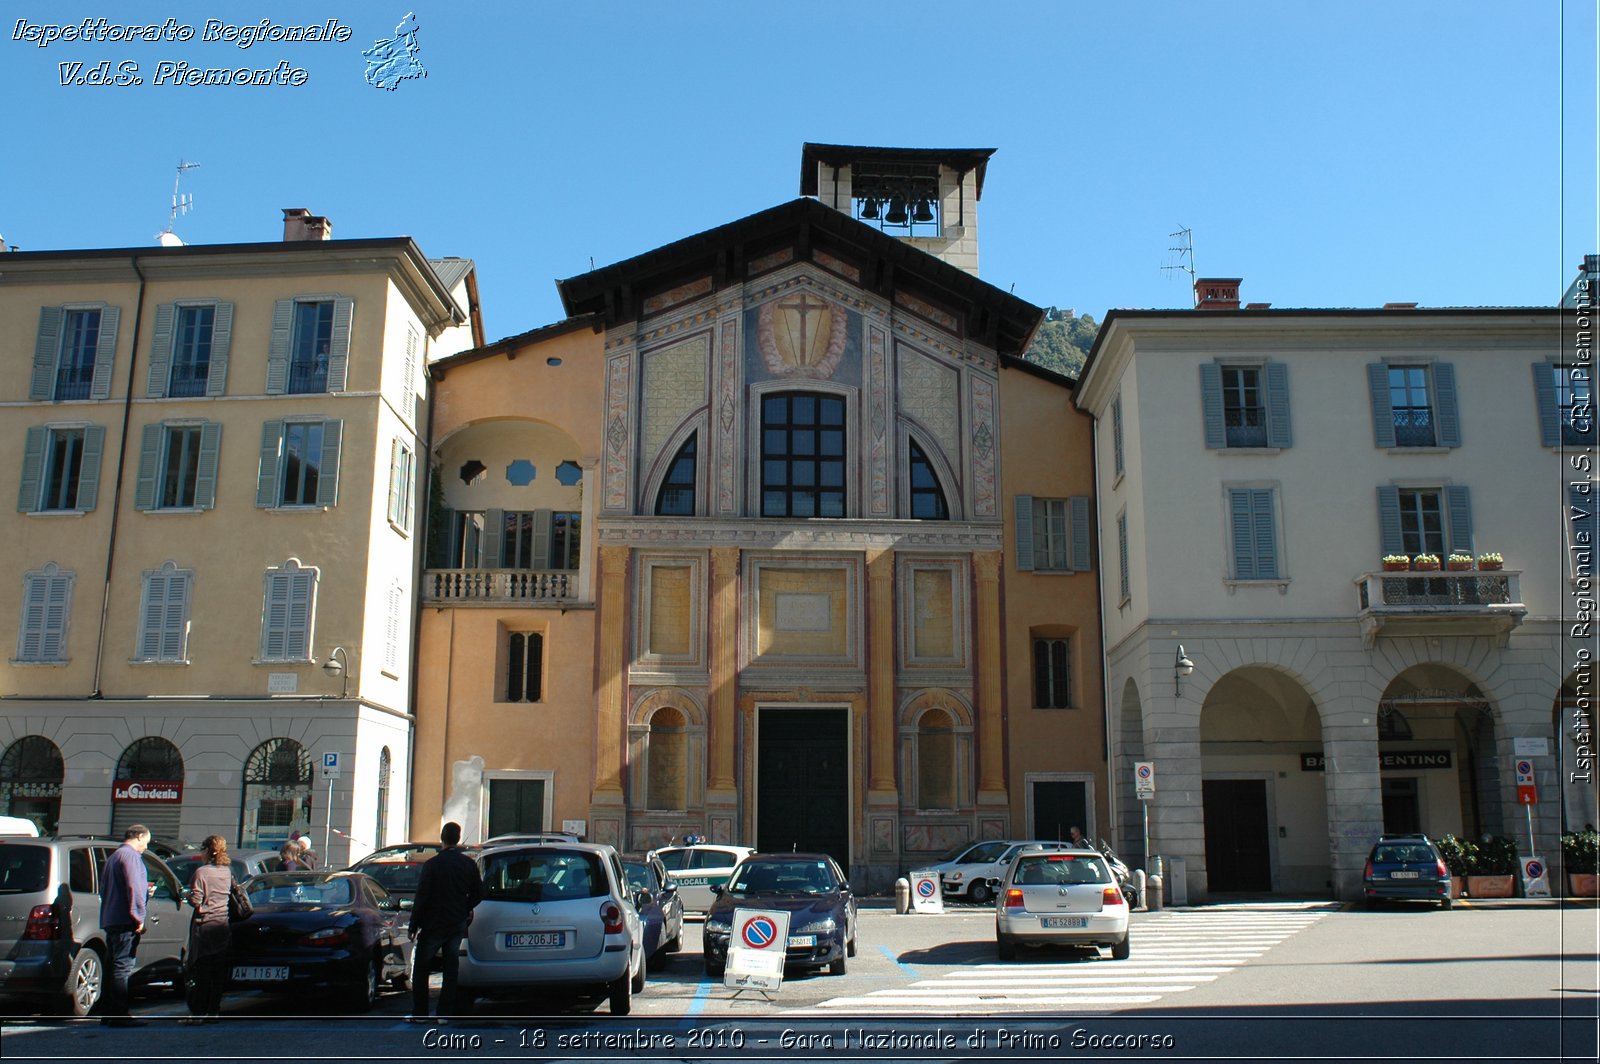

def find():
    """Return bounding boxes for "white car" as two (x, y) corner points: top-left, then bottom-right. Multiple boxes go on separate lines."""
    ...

(927, 839), (1075, 904)
(995, 847), (1130, 961)
(457, 842), (646, 1015)
(649, 844), (754, 914)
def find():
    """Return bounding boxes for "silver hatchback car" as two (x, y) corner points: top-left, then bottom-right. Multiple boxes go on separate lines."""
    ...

(995, 847), (1131, 961)
(457, 842), (645, 1015)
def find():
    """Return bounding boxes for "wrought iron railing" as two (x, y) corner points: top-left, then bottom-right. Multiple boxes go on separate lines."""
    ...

(1391, 406), (1436, 447)
(1357, 569), (1519, 610)
(1225, 408), (1268, 447)
(425, 568), (577, 603)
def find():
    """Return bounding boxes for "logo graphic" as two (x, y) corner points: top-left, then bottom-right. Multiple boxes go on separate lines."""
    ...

(916, 878), (936, 898)
(363, 12), (425, 90)
(740, 916), (778, 949)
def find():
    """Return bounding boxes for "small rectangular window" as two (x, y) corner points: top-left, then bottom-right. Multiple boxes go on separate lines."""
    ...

(54, 310), (101, 401)
(17, 566), (73, 663)
(1388, 366), (1435, 447)
(1111, 394), (1125, 477)
(159, 427), (203, 509)
(1398, 489), (1445, 557)
(169, 306), (214, 398)
(1033, 638), (1071, 708)
(288, 302), (334, 394)
(1117, 512), (1130, 602)
(1031, 499), (1070, 571)
(505, 632), (543, 702)
(1221, 367), (1267, 447)
(40, 429), (86, 511)
(1555, 365), (1595, 446)
(281, 422), (325, 505)
(388, 440), (415, 532)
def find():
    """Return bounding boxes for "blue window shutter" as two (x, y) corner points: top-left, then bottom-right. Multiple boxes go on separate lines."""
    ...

(134, 423), (162, 510)
(1069, 496), (1092, 572)
(327, 297), (354, 392)
(194, 423), (222, 510)
(1444, 484), (1473, 554)
(483, 509), (504, 568)
(147, 304), (176, 397)
(1532, 362), (1560, 447)
(315, 419), (342, 507)
(266, 300), (293, 394)
(158, 571), (190, 660)
(18, 426), (48, 512)
(256, 421), (284, 507)
(1252, 488), (1279, 579)
(138, 569), (169, 660)
(1117, 514), (1130, 599)
(1433, 362), (1461, 447)
(1112, 395), (1125, 476)
(18, 574), (48, 660)
(1377, 486), (1403, 555)
(1367, 363), (1396, 448)
(1199, 363), (1225, 449)
(75, 426), (105, 511)
(90, 307), (118, 400)
(1265, 361), (1292, 448)
(1014, 495), (1035, 571)
(262, 571), (290, 659)
(286, 570), (314, 659)
(206, 302), (234, 396)
(404, 449), (416, 531)
(31, 308), (63, 401)
(1229, 489), (1256, 578)
(38, 573), (71, 661)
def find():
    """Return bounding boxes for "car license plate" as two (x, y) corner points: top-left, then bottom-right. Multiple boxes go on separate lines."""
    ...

(1391, 871), (1419, 879)
(505, 931), (565, 949)
(232, 965), (289, 982)
(787, 935), (816, 947)
(1041, 916), (1088, 929)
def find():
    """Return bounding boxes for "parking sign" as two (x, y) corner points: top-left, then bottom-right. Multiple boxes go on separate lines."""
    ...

(1135, 761), (1156, 799)
(320, 751), (341, 780)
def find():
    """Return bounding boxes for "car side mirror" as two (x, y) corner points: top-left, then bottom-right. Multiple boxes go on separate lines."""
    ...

(634, 890), (653, 909)
(660, 884), (677, 897)
(839, 881), (851, 893)
(710, 885), (723, 896)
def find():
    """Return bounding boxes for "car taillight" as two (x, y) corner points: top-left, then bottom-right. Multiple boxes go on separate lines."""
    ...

(1436, 859), (1448, 877)
(22, 905), (58, 941)
(1004, 889), (1025, 908)
(601, 902), (624, 934)
(299, 927), (351, 948)
(1363, 859), (1373, 879)
(1103, 886), (1123, 906)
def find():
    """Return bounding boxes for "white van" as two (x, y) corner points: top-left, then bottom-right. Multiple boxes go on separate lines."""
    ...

(0, 815), (41, 836)
(927, 839), (1074, 904)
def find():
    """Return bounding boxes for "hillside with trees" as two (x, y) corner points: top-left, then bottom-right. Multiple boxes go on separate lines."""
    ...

(1022, 307), (1099, 379)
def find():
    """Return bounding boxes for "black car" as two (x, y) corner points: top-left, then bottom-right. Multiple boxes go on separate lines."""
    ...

(701, 853), (857, 977)
(226, 871), (412, 1011)
(1362, 834), (1453, 909)
(621, 853), (685, 970)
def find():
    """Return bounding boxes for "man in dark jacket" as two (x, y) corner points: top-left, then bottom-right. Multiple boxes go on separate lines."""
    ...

(98, 824), (151, 1026)
(408, 821), (482, 1021)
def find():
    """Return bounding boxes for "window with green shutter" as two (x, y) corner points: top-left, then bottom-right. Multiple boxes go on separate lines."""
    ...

(260, 562), (316, 662)
(135, 562), (193, 663)
(1533, 363), (1595, 447)
(1015, 495), (1094, 573)
(1227, 487), (1280, 580)
(17, 564), (73, 663)
(19, 425), (105, 513)
(257, 419), (342, 508)
(1369, 362), (1460, 449)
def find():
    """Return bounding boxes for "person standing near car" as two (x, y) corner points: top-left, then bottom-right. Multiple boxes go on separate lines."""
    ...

(180, 835), (236, 1024)
(1068, 825), (1096, 849)
(408, 822), (482, 1022)
(98, 824), (151, 1026)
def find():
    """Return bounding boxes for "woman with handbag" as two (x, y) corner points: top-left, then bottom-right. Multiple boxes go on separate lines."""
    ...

(181, 835), (241, 1024)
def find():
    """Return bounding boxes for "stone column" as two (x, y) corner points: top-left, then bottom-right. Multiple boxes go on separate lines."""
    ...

(590, 545), (630, 845)
(864, 548), (900, 892)
(706, 548), (740, 844)
(1320, 703), (1383, 902)
(1146, 640), (1205, 903)
(973, 552), (1007, 805)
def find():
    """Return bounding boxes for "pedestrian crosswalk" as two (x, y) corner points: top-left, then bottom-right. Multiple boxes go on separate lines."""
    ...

(788, 901), (1335, 1015)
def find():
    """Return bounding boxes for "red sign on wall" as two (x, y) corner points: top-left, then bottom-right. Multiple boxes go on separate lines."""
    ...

(111, 780), (184, 803)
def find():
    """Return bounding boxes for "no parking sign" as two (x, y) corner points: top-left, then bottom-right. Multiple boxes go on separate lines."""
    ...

(1520, 857), (1552, 899)
(725, 908), (790, 990)
(910, 869), (944, 914)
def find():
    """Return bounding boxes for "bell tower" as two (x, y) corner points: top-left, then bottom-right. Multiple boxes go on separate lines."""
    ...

(801, 143), (994, 277)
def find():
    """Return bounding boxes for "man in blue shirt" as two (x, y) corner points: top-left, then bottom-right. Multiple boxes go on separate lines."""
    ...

(98, 824), (151, 1026)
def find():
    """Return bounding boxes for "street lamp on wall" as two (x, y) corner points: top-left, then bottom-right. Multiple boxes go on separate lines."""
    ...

(1174, 645), (1195, 697)
(322, 646), (351, 700)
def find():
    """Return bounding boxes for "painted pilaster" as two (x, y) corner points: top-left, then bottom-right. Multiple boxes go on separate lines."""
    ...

(973, 551), (1007, 805)
(591, 545), (630, 846)
(707, 547), (740, 844)
(865, 548), (900, 892)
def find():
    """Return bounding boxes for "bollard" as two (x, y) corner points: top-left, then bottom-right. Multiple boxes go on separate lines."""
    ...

(1147, 873), (1163, 911)
(895, 877), (910, 914)
(1132, 869), (1148, 910)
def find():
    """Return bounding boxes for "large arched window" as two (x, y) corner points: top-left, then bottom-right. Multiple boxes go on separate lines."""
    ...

(916, 709), (957, 810)
(112, 737), (185, 840)
(240, 737), (312, 849)
(116, 736), (184, 781)
(908, 440), (949, 520)
(761, 392), (845, 517)
(646, 707), (688, 810)
(0, 735), (63, 834)
(655, 434), (697, 516)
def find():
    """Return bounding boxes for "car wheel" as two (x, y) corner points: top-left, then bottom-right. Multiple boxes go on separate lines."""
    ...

(1124, 885), (1140, 909)
(829, 952), (847, 976)
(64, 947), (104, 1018)
(705, 961), (724, 979)
(966, 881), (993, 906)
(664, 927), (682, 954)
(1111, 935), (1131, 961)
(1439, 897), (1452, 911)
(846, 928), (857, 958)
(608, 971), (632, 1016)
(631, 951), (646, 994)
(349, 958), (380, 1013)
(997, 935), (1016, 962)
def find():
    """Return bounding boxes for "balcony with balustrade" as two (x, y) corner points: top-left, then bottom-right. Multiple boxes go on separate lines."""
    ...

(1355, 567), (1525, 647)
(424, 567), (583, 606)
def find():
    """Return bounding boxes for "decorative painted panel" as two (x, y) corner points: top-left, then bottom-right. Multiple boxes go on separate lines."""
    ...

(898, 346), (961, 465)
(748, 248), (794, 275)
(868, 326), (890, 516)
(813, 250), (861, 283)
(743, 283), (862, 388)
(603, 352), (633, 512)
(716, 317), (740, 515)
(969, 374), (997, 517)
(641, 334), (708, 475)
(895, 289), (960, 334)
(642, 276), (713, 316)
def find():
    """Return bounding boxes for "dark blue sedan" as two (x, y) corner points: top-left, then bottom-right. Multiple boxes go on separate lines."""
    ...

(621, 854), (684, 970)
(701, 853), (857, 977)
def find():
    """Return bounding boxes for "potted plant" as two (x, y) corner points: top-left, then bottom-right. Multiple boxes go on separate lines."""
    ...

(1477, 552), (1504, 571)
(1447, 553), (1474, 571)
(1382, 554), (1411, 572)
(1466, 835), (1518, 898)
(1412, 553), (1442, 572)
(1562, 830), (1599, 896)
(1435, 834), (1471, 895)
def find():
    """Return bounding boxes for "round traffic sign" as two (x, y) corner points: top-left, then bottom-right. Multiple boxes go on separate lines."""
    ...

(1525, 860), (1544, 879)
(916, 878), (936, 898)
(1137, 764), (1152, 779)
(1516, 759), (1533, 776)
(740, 915), (778, 949)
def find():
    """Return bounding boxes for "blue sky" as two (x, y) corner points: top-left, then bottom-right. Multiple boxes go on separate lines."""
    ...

(3, 1), (1595, 341)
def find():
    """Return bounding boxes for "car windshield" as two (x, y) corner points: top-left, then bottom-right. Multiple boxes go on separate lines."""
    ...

(482, 849), (605, 902)
(622, 861), (657, 893)
(0, 845), (49, 893)
(245, 875), (355, 906)
(654, 849), (689, 872)
(727, 859), (836, 894)
(1013, 854), (1110, 886)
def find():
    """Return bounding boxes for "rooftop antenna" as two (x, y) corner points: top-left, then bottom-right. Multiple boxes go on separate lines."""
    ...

(1161, 226), (1197, 305)
(157, 160), (200, 246)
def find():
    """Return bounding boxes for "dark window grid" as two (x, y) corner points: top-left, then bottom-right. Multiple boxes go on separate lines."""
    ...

(159, 427), (202, 508)
(1398, 490), (1445, 556)
(1222, 367), (1267, 446)
(656, 436), (697, 516)
(441, 511), (483, 568)
(1033, 638), (1071, 708)
(550, 512), (581, 571)
(1388, 367), (1436, 446)
(54, 311), (100, 401)
(287, 302), (333, 394)
(280, 422), (323, 505)
(502, 512), (538, 568)
(42, 430), (85, 511)
(908, 441), (948, 520)
(760, 394), (847, 518)
(506, 632), (543, 702)
(1032, 500), (1070, 570)
(169, 306), (213, 398)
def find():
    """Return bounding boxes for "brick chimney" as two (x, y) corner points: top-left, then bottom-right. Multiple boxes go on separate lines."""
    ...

(1194, 277), (1241, 310)
(282, 208), (333, 241)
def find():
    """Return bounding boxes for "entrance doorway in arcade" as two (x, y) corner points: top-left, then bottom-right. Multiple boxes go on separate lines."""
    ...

(1203, 778), (1272, 892)
(757, 708), (849, 873)
(1031, 781), (1089, 843)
